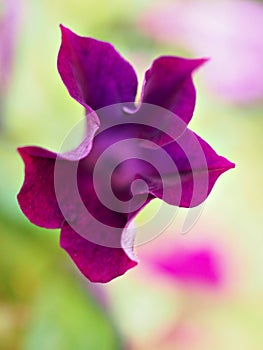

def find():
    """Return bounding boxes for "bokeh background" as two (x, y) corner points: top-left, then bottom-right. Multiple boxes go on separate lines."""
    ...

(1, 0), (263, 349)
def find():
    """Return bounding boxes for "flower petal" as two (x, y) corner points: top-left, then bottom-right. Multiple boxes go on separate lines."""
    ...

(141, 56), (206, 124)
(57, 25), (138, 111)
(17, 146), (64, 228)
(143, 130), (235, 207)
(60, 223), (137, 283)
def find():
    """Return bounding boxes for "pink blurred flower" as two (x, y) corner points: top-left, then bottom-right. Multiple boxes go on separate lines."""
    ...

(139, 0), (263, 104)
(142, 238), (225, 288)
(0, 0), (20, 123)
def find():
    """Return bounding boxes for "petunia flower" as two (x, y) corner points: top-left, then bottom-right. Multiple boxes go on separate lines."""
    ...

(139, 0), (263, 104)
(17, 26), (235, 283)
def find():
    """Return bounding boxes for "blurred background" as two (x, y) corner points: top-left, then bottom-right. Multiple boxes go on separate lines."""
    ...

(1, 0), (263, 349)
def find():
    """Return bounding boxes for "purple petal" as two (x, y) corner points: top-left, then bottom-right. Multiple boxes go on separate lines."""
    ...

(53, 152), (149, 244)
(143, 130), (235, 207)
(60, 114), (99, 161)
(141, 56), (206, 124)
(57, 25), (138, 111)
(60, 223), (137, 283)
(17, 147), (64, 228)
(17, 116), (98, 227)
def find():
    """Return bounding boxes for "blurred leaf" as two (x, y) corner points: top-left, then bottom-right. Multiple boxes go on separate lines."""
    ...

(0, 211), (122, 350)
(22, 275), (122, 350)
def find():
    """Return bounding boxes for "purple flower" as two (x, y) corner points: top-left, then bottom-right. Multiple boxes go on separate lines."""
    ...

(17, 26), (235, 283)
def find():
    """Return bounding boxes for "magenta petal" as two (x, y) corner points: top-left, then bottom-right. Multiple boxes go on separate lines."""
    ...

(17, 146), (64, 228)
(145, 130), (235, 207)
(142, 57), (206, 124)
(60, 223), (137, 283)
(57, 25), (138, 111)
